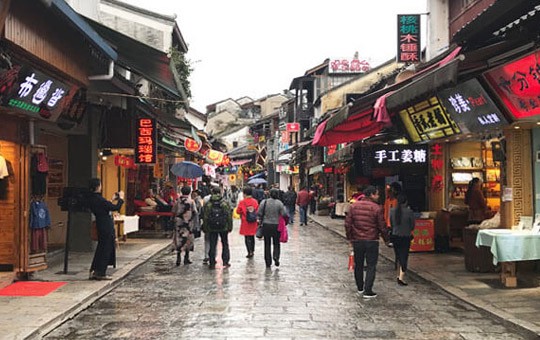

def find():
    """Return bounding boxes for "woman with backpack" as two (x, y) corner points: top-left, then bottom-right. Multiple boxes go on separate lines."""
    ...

(236, 187), (259, 258)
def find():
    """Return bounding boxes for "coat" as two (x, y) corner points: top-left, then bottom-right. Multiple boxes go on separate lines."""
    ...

(345, 198), (388, 242)
(236, 196), (259, 236)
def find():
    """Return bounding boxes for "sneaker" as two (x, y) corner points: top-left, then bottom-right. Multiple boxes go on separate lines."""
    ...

(223, 263), (231, 268)
(357, 286), (364, 295)
(203, 258), (209, 265)
(93, 275), (113, 281)
(363, 291), (377, 299)
(274, 258), (280, 267)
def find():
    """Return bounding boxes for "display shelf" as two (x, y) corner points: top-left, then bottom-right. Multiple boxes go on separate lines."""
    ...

(451, 167), (483, 171)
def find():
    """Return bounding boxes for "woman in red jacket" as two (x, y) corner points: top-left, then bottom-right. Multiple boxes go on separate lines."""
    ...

(236, 187), (259, 258)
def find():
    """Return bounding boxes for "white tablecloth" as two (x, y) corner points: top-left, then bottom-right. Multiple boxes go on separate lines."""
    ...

(476, 229), (540, 264)
(114, 215), (139, 235)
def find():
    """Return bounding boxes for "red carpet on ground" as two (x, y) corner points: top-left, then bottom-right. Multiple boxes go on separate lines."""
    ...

(0, 281), (67, 296)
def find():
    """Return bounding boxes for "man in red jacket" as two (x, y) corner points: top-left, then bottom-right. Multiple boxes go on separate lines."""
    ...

(344, 185), (389, 299)
(296, 186), (310, 226)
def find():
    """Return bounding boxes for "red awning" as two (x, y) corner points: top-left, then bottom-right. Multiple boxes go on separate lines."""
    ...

(312, 108), (385, 146)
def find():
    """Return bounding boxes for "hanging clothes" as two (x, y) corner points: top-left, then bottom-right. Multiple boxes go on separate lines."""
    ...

(30, 200), (51, 253)
(0, 159), (15, 200)
(31, 153), (47, 196)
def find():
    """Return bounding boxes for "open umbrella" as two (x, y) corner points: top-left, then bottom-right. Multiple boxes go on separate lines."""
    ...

(247, 172), (266, 181)
(247, 178), (267, 185)
(170, 161), (204, 179)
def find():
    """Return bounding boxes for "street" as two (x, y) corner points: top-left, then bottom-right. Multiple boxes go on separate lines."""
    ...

(44, 219), (532, 339)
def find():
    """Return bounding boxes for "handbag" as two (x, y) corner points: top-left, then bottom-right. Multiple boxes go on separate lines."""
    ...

(348, 251), (355, 272)
(256, 201), (266, 239)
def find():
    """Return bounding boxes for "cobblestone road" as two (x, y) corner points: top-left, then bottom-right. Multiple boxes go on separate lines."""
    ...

(45, 220), (533, 339)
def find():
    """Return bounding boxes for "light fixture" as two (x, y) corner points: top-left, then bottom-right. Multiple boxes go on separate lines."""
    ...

(514, 126), (521, 129)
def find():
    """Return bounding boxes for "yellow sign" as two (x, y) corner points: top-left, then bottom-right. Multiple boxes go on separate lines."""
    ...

(399, 97), (461, 143)
(229, 174), (236, 182)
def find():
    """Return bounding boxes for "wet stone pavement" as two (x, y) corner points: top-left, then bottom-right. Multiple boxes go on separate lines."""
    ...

(44, 220), (534, 339)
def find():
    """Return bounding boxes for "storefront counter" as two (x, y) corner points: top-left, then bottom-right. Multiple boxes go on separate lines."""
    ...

(476, 229), (540, 287)
(409, 219), (435, 252)
(335, 202), (350, 217)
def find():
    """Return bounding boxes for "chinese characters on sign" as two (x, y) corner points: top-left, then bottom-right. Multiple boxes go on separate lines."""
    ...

(438, 79), (508, 133)
(184, 137), (201, 152)
(135, 118), (156, 164)
(397, 14), (421, 63)
(329, 56), (371, 74)
(371, 144), (428, 168)
(399, 97), (461, 143)
(430, 144), (443, 192)
(410, 219), (435, 252)
(484, 49), (540, 119)
(0, 65), (69, 122)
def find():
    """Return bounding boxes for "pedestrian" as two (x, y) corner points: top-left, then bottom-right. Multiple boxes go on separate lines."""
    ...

(389, 193), (415, 286)
(309, 185), (318, 215)
(201, 189), (212, 264)
(225, 185), (240, 210)
(191, 190), (203, 239)
(252, 184), (265, 203)
(283, 186), (297, 224)
(344, 185), (389, 299)
(384, 181), (402, 229)
(172, 186), (197, 266)
(87, 178), (124, 280)
(258, 188), (287, 268)
(236, 187), (259, 258)
(465, 177), (489, 224)
(296, 186), (310, 226)
(202, 187), (233, 269)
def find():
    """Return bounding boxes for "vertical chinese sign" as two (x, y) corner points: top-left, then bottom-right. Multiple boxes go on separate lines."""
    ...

(430, 143), (443, 192)
(397, 14), (421, 63)
(135, 118), (156, 164)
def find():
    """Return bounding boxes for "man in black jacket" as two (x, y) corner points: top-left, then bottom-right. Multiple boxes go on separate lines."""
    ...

(283, 186), (297, 224)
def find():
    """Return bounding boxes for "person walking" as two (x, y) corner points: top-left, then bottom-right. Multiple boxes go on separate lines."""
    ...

(236, 187), (259, 258)
(283, 186), (297, 224)
(389, 193), (415, 286)
(202, 187), (233, 269)
(258, 188), (287, 268)
(344, 185), (389, 299)
(87, 178), (124, 280)
(252, 184), (265, 203)
(296, 186), (310, 226)
(172, 186), (197, 266)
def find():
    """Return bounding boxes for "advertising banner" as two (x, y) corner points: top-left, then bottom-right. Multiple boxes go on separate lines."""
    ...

(397, 14), (421, 63)
(135, 118), (157, 164)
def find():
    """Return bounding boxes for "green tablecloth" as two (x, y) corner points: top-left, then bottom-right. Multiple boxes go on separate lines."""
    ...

(476, 229), (540, 265)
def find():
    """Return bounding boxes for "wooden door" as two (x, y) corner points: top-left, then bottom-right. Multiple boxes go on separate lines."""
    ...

(0, 140), (20, 272)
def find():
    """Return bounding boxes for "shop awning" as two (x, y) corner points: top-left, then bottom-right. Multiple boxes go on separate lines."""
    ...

(312, 107), (386, 147)
(46, 0), (117, 61)
(86, 19), (182, 98)
(385, 57), (462, 111)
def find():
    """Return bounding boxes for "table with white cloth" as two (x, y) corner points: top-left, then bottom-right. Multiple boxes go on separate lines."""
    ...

(335, 203), (350, 217)
(476, 229), (540, 287)
(114, 215), (140, 242)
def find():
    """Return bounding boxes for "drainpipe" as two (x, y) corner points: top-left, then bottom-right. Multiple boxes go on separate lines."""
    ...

(88, 60), (114, 81)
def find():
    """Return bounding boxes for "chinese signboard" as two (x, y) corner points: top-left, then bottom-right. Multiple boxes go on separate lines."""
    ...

(184, 137), (201, 152)
(286, 122), (300, 132)
(397, 14), (421, 63)
(0, 65), (69, 122)
(399, 97), (461, 142)
(410, 219), (434, 252)
(370, 144), (428, 170)
(438, 79), (508, 133)
(329, 55), (370, 74)
(484, 49), (540, 120)
(430, 144), (443, 192)
(135, 118), (156, 164)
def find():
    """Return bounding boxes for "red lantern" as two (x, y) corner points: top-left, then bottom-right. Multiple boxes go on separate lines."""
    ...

(184, 138), (201, 152)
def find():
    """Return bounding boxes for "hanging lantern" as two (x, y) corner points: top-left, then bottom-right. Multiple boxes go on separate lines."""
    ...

(184, 138), (201, 152)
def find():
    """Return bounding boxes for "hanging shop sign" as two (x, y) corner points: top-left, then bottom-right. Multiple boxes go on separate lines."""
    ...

(0, 65), (69, 122)
(184, 137), (201, 152)
(323, 166), (334, 174)
(484, 49), (540, 120)
(329, 56), (370, 74)
(114, 155), (136, 169)
(370, 144), (428, 169)
(438, 78), (508, 133)
(399, 97), (461, 143)
(135, 118), (157, 164)
(286, 122), (300, 132)
(397, 14), (421, 63)
(430, 143), (443, 192)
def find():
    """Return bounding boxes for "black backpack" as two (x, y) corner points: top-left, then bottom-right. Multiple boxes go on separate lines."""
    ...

(245, 205), (257, 223)
(206, 200), (228, 231)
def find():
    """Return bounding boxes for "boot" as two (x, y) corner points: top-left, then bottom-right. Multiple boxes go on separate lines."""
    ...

(184, 252), (192, 265)
(176, 252), (181, 266)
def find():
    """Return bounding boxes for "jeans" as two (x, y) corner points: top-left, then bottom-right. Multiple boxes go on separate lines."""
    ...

(299, 205), (308, 225)
(286, 205), (296, 223)
(262, 223), (280, 266)
(203, 232), (210, 259)
(208, 231), (230, 266)
(244, 235), (255, 254)
(352, 240), (379, 293)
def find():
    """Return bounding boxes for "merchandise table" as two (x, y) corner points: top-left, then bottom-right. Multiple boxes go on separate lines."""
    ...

(476, 229), (540, 287)
(113, 215), (140, 241)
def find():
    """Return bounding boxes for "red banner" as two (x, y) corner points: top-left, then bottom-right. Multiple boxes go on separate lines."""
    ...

(410, 219), (434, 252)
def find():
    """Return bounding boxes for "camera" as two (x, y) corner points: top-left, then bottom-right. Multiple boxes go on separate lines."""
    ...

(57, 187), (91, 212)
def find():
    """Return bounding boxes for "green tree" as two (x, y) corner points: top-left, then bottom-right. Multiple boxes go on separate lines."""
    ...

(170, 45), (192, 99)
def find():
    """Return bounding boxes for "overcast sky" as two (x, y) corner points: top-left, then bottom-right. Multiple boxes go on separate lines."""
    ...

(123, 1), (427, 113)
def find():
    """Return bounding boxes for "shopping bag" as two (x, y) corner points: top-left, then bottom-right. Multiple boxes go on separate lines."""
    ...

(256, 223), (263, 239)
(348, 252), (355, 272)
(232, 207), (240, 219)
